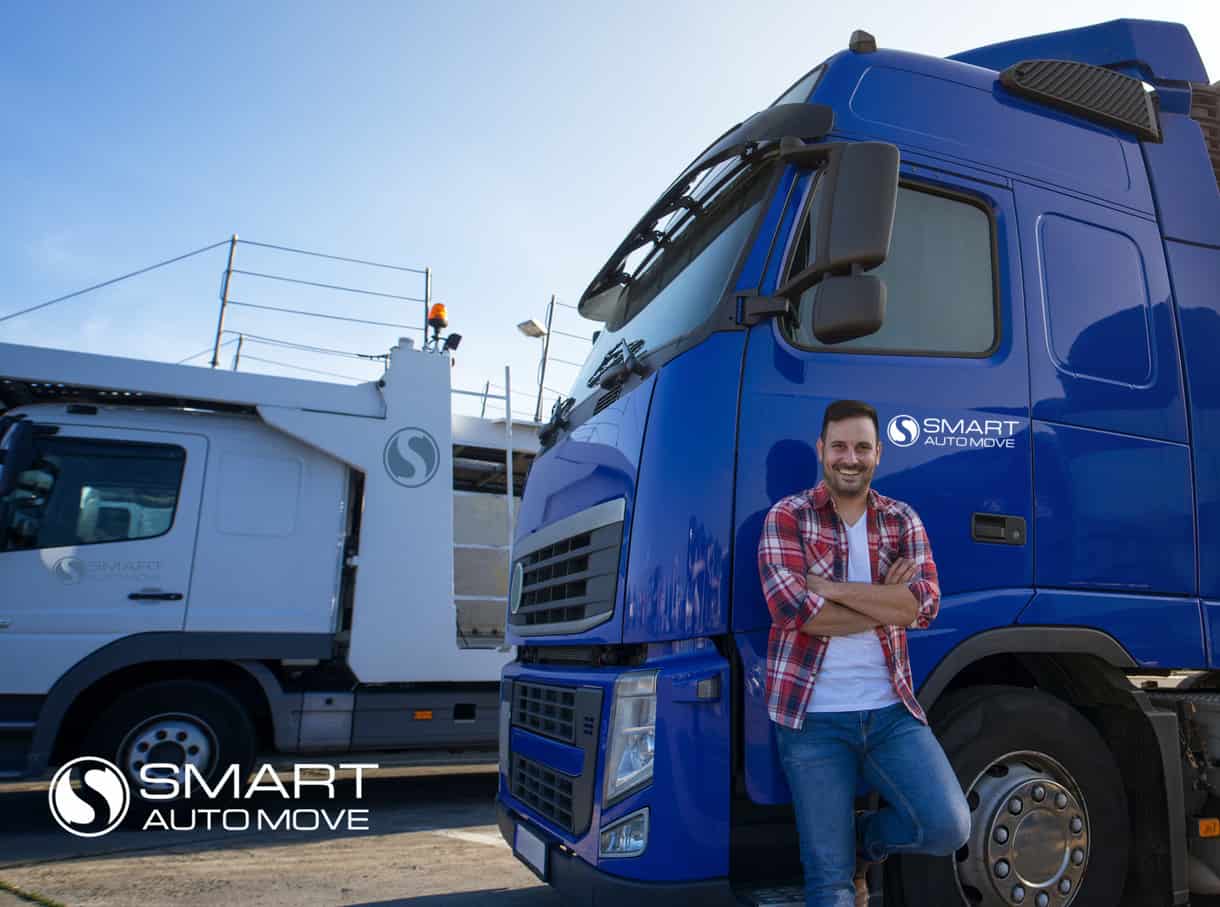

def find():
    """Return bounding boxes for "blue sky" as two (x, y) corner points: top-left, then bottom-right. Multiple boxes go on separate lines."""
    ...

(2, 1), (1216, 420)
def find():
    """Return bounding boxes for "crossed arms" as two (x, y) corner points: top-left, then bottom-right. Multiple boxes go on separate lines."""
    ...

(799, 560), (920, 635)
(757, 503), (941, 637)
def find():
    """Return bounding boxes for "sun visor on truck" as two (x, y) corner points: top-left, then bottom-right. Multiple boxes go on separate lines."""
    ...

(678, 103), (836, 189)
(579, 103), (834, 322)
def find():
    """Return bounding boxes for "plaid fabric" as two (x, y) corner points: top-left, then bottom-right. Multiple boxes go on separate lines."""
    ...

(758, 481), (940, 729)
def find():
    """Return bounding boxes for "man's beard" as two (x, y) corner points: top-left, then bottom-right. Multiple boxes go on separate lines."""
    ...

(823, 463), (871, 498)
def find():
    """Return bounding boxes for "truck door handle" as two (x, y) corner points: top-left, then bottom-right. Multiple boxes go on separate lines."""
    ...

(128, 592), (184, 601)
(972, 513), (1026, 546)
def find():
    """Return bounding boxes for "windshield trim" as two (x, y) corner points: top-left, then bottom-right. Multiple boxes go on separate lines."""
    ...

(578, 103), (834, 322)
(544, 163), (792, 435)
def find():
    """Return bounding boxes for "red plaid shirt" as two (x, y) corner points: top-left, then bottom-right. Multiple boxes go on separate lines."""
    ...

(758, 482), (940, 729)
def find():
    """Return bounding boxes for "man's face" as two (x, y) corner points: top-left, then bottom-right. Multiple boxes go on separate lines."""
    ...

(816, 415), (881, 499)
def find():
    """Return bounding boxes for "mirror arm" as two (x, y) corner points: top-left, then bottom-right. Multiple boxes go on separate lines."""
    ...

(778, 136), (836, 169)
(739, 293), (793, 326)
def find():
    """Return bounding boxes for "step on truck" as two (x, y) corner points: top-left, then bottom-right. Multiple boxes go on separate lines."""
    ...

(0, 336), (537, 789)
(496, 18), (1220, 907)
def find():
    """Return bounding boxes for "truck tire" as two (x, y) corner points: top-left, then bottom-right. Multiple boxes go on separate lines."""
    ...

(890, 685), (1129, 907)
(82, 680), (257, 797)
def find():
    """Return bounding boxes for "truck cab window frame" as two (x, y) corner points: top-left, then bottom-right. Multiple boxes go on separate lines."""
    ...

(780, 178), (1001, 359)
(0, 436), (187, 553)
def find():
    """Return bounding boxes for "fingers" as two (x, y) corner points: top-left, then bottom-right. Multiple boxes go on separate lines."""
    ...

(885, 557), (918, 584)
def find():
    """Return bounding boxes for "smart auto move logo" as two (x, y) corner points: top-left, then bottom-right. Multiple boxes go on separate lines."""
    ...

(50, 558), (161, 585)
(383, 427), (440, 487)
(48, 757), (132, 837)
(48, 761), (379, 837)
(887, 413), (1021, 450)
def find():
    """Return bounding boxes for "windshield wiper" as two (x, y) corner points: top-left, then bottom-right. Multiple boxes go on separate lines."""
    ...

(538, 396), (576, 449)
(586, 339), (646, 389)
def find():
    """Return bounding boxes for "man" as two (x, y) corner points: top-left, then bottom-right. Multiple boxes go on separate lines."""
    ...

(758, 400), (970, 907)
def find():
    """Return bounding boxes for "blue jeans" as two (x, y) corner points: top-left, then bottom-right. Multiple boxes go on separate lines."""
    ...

(775, 703), (971, 907)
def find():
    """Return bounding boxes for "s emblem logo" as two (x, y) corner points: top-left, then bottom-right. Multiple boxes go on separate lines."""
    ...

(48, 756), (131, 837)
(383, 428), (441, 488)
(886, 415), (920, 448)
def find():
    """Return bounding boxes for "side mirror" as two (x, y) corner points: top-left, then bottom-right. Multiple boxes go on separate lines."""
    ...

(797, 276), (886, 346)
(778, 140), (900, 298)
(0, 419), (35, 498)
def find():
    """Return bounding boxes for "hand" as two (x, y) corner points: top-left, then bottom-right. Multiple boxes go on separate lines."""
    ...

(805, 570), (833, 598)
(884, 557), (918, 586)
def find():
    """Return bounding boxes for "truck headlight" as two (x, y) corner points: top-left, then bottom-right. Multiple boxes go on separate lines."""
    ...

(599, 807), (649, 858)
(603, 671), (657, 803)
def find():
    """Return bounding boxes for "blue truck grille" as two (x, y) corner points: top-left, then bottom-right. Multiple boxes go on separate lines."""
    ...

(508, 679), (602, 837)
(513, 681), (576, 743)
(509, 499), (624, 636)
(512, 754), (576, 831)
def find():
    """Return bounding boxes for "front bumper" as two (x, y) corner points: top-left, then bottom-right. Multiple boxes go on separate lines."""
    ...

(497, 800), (736, 906)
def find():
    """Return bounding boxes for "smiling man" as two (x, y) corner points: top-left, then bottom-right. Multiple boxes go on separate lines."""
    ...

(757, 399), (970, 907)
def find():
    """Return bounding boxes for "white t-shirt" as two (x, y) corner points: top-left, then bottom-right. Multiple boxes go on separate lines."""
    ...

(807, 513), (900, 712)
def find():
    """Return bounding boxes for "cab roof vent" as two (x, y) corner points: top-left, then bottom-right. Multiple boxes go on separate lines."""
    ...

(1190, 82), (1220, 193)
(1000, 59), (1161, 142)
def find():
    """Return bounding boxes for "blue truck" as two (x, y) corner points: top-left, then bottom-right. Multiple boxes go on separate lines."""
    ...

(496, 19), (1220, 907)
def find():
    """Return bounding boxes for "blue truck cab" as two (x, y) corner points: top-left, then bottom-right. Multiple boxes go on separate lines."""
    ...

(497, 20), (1220, 906)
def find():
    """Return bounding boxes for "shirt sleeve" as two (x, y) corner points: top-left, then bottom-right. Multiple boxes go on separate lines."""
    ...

(900, 508), (940, 630)
(758, 502), (826, 632)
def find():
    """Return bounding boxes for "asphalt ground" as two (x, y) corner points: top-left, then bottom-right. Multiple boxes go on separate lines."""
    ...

(0, 764), (564, 907)
(3, 764), (1203, 907)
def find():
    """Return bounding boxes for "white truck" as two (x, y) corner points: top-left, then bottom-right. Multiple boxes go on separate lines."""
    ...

(0, 337), (537, 789)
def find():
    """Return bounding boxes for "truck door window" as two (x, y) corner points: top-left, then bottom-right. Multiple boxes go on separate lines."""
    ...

(783, 183), (997, 356)
(0, 438), (185, 552)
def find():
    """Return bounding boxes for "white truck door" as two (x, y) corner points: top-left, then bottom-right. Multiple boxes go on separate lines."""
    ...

(0, 425), (207, 695)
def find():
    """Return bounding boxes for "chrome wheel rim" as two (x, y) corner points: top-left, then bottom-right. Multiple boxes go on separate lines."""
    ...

(956, 750), (1089, 907)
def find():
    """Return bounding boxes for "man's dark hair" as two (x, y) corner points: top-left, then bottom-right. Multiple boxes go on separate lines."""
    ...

(820, 399), (880, 442)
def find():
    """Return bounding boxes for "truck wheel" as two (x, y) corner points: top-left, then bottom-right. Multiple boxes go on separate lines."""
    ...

(82, 680), (257, 797)
(890, 685), (1129, 907)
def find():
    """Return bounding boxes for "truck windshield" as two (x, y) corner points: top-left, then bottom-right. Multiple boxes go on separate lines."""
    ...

(570, 160), (773, 405)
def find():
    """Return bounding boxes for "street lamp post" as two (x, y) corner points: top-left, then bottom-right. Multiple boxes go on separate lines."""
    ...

(517, 296), (555, 423)
(534, 295), (555, 423)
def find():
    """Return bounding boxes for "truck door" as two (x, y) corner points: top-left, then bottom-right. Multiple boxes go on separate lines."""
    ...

(732, 165), (1032, 801)
(0, 424), (207, 695)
